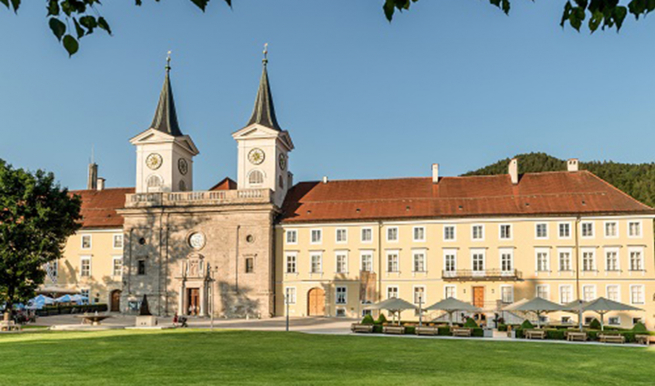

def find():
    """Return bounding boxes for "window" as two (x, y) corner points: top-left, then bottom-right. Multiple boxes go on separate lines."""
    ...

(387, 227), (399, 242)
(583, 285), (596, 302)
(558, 223), (571, 239)
(285, 254), (297, 274)
(501, 286), (514, 303)
(559, 250), (572, 271)
(336, 252), (348, 274)
(81, 257), (91, 277)
(536, 285), (550, 300)
(584, 317), (594, 325)
(561, 316), (572, 324)
(633, 317), (644, 325)
(630, 285), (645, 305)
(582, 250), (595, 272)
(336, 228), (348, 243)
(245, 257), (254, 273)
(559, 285), (573, 304)
(285, 230), (297, 244)
(81, 235), (92, 249)
(387, 286), (399, 299)
(80, 289), (90, 302)
(112, 257), (122, 277)
(536, 250), (549, 272)
(581, 222), (594, 238)
(413, 227), (425, 242)
(137, 259), (146, 275)
(500, 249), (513, 272)
(285, 287), (296, 304)
(444, 250), (456, 275)
(608, 317), (621, 326)
(471, 225), (484, 240)
(46, 260), (58, 281)
(310, 229), (322, 244)
(413, 286), (425, 304)
(147, 175), (163, 190)
(629, 221), (642, 237)
(387, 252), (399, 273)
(361, 228), (372, 243)
(113, 234), (123, 249)
(445, 285), (456, 299)
(630, 249), (644, 271)
(443, 225), (456, 241)
(604, 221), (618, 238)
(499, 224), (512, 240)
(413, 251), (426, 272)
(310, 253), (322, 274)
(535, 223), (548, 239)
(472, 251), (485, 272)
(361, 252), (373, 272)
(605, 249), (619, 271)
(248, 170), (264, 185)
(607, 285), (620, 302)
(336, 286), (347, 304)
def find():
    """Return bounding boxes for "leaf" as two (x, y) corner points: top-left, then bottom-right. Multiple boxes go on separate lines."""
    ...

(614, 6), (628, 30)
(79, 15), (97, 34)
(190, 0), (209, 11)
(47, 0), (59, 16)
(62, 34), (79, 56)
(49, 18), (66, 41)
(383, 0), (395, 21)
(73, 18), (85, 39)
(0, 0), (9, 9)
(98, 17), (112, 35)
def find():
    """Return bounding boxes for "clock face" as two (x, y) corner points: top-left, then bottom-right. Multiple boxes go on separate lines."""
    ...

(178, 158), (189, 175)
(278, 153), (287, 170)
(248, 148), (265, 165)
(146, 153), (163, 170)
(189, 232), (206, 250)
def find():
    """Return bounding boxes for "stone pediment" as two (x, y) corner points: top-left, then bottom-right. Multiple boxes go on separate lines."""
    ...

(180, 253), (209, 279)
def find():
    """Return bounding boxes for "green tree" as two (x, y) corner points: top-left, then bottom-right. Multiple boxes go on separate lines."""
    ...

(2, 1), (654, 56)
(0, 159), (81, 320)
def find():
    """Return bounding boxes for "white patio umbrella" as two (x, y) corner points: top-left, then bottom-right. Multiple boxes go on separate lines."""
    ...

(365, 298), (417, 325)
(566, 297), (643, 331)
(425, 297), (481, 326)
(503, 297), (566, 328)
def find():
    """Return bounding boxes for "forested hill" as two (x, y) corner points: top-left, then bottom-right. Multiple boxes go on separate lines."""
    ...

(462, 152), (655, 208)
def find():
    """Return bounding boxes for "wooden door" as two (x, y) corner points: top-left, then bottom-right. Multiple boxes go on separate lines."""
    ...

(307, 288), (325, 316)
(110, 290), (121, 312)
(472, 286), (484, 309)
(187, 288), (200, 316)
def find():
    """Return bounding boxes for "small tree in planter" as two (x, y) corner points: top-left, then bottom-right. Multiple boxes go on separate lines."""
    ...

(376, 313), (387, 325)
(361, 314), (375, 325)
(589, 318), (601, 330)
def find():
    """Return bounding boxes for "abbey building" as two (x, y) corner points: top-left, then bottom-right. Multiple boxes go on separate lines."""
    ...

(49, 55), (655, 330)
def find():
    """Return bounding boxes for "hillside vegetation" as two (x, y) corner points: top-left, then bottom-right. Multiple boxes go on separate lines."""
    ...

(463, 153), (655, 208)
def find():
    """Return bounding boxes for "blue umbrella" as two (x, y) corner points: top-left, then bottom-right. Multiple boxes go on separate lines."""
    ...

(27, 295), (55, 310)
(70, 295), (89, 304)
(55, 294), (73, 303)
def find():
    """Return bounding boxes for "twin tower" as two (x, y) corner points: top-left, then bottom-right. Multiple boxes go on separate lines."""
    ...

(129, 51), (294, 207)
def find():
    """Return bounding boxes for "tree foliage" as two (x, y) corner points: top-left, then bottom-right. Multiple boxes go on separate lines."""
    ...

(463, 152), (655, 208)
(1, 1), (654, 56)
(0, 159), (81, 315)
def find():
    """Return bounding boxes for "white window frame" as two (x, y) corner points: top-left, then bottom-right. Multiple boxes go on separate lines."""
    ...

(557, 248), (573, 272)
(604, 247), (620, 272)
(582, 284), (597, 302)
(608, 316), (621, 326)
(443, 225), (456, 242)
(535, 248), (550, 273)
(310, 252), (323, 274)
(413, 226), (426, 242)
(413, 285), (426, 305)
(443, 249), (457, 276)
(471, 224), (484, 241)
(386, 227), (399, 243)
(629, 246), (645, 272)
(470, 249), (486, 273)
(581, 221), (594, 238)
(628, 220), (643, 238)
(285, 229), (298, 245)
(630, 284), (645, 305)
(285, 252), (298, 274)
(444, 285), (457, 299)
(499, 247), (514, 273)
(559, 284), (573, 304)
(558, 222), (572, 240)
(412, 249), (426, 273)
(336, 286), (347, 305)
(386, 250), (399, 273)
(500, 285), (514, 304)
(112, 256), (122, 278)
(499, 224), (512, 241)
(535, 223), (548, 240)
(285, 287), (296, 304)
(606, 284), (621, 302)
(604, 221), (619, 239)
(581, 248), (596, 272)
(310, 229), (322, 244)
(80, 256), (91, 277)
(113, 234), (123, 249)
(360, 250), (374, 273)
(360, 227), (373, 243)
(81, 234), (92, 250)
(335, 228), (348, 244)
(386, 285), (399, 299)
(335, 251), (348, 274)
(536, 284), (550, 300)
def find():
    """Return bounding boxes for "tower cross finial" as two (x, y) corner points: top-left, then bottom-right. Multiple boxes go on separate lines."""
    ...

(166, 50), (172, 72)
(263, 43), (268, 64)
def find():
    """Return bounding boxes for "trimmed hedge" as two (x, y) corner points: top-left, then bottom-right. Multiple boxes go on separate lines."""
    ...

(497, 324), (508, 332)
(376, 313), (387, 325)
(463, 318), (479, 328)
(589, 318), (601, 330)
(36, 304), (108, 316)
(633, 322), (647, 333)
(361, 314), (375, 325)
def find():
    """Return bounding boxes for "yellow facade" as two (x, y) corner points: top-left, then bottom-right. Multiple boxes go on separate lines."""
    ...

(275, 216), (655, 329)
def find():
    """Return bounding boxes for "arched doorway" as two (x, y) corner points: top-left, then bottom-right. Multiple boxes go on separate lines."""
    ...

(110, 290), (121, 312)
(307, 288), (325, 316)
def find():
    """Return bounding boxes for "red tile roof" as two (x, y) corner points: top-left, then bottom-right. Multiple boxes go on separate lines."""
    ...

(209, 177), (237, 191)
(69, 187), (134, 229)
(280, 171), (654, 223)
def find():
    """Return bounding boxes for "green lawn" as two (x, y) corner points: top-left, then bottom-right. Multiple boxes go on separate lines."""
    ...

(0, 329), (652, 385)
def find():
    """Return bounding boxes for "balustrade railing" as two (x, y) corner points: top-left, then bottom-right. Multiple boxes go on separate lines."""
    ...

(125, 188), (271, 207)
(442, 269), (522, 281)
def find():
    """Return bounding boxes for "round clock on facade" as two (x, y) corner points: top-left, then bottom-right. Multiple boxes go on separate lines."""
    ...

(188, 232), (206, 250)
(178, 158), (189, 175)
(146, 153), (163, 170)
(278, 153), (287, 170)
(248, 148), (265, 165)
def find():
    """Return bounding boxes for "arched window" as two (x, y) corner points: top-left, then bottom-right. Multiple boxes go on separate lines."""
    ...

(249, 170), (264, 185)
(278, 175), (284, 189)
(147, 175), (163, 192)
(178, 180), (187, 192)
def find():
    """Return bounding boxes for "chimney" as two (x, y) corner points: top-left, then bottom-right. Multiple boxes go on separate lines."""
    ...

(97, 178), (106, 191)
(567, 158), (579, 172)
(509, 158), (519, 185)
(87, 163), (98, 190)
(432, 163), (439, 184)
(322, 176), (328, 184)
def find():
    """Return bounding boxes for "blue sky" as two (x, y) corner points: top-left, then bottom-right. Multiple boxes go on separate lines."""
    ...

(1, 1), (655, 190)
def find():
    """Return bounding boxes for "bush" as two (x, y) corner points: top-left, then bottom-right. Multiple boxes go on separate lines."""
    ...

(632, 322), (648, 333)
(438, 326), (451, 336)
(376, 313), (387, 325)
(404, 326), (416, 335)
(361, 314), (375, 325)
(545, 329), (566, 340)
(497, 324), (508, 332)
(520, 320), (534, 329)
(463, 318), (478, 328)
(589, 318), (601, 330)
(372, 324), (383, 333)
(471, 328), (484, 337)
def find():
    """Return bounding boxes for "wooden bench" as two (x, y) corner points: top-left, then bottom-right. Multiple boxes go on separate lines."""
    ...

(566, 331), (587, 342)
(636, 334), (655, 345)
(383, 325), (405, 335)
(599, 334), (625, 344)
(351, 324), (374, 333)
(524, 330), (547, 340)
(451, 327), (472, 337)
(415, 326), (439, 336)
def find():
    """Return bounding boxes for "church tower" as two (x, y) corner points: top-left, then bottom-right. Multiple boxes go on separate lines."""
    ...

(130, 53), (199, 193)
(232, 46), (294, 207)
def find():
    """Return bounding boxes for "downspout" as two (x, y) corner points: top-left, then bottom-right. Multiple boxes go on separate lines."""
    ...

(127, 228), (134, 295)
(235, 225), (241, 293)
(377, 221), (383, 302)
(158, 208), (164, 316)
(575, 215), (582, 331)
(164, 213), (171, 316)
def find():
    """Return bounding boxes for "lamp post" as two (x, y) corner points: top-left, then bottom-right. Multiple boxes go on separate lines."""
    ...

(418, 294), (424, 327)
(285, 294), (290, 332)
